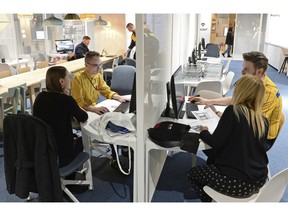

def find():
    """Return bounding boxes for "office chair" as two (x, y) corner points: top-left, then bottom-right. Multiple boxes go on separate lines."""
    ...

(0, 63), (12, 78)
(125, 58), (136, 68)
(222, 58), (232, 75)
(203, 168), (288, 202)
(36, 60), (49, 69)
(17, 66), (30, 74)
(3, 114), (92, 202)
(103, 57), (119, 84)
(194, 80), (222, 95)
(0, 83), (27, 133)
(205, 43), (220, 58)
(197, 90), (223, 99)
(110, 65), (136, 95)
(221, 71), (235, 96)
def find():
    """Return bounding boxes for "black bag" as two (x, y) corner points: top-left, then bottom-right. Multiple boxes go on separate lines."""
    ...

(147, 121), (191, 148)
(148, 121), (200, 154)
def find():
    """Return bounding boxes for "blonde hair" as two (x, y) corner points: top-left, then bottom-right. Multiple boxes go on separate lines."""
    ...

(232, 75), (266, 139)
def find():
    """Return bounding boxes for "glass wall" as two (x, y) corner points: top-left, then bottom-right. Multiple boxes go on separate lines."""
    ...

(233, 14), (266, 60)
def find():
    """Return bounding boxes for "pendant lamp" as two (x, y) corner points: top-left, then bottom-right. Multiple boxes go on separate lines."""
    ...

(80, 14), (97, 22)
(0, 14), (10, 32)
(63, 13), (82, 26)
(17, 14), (33, 20)
(43, 14), (63, 27)
(95, 16), (107, 26)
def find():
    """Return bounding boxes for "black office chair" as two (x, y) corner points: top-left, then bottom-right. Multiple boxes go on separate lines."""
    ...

(3, 114), (91, 202)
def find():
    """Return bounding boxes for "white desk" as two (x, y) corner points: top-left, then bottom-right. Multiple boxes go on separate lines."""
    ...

(80, 98), (138, 201)
(5, 58), (30, 67)
(145, 104), (226, 201)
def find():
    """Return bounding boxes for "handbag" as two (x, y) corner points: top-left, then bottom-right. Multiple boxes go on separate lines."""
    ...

(147, 121), (191, 148)
(148, 121), (200, 154)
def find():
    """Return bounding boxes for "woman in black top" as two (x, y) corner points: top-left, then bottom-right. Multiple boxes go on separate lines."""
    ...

(33, 66), (88, 167)
(188, 75), (268, 202)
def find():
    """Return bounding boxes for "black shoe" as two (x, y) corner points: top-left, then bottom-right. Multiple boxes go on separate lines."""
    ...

(222, 53), (225, 57)
(228, 55), (232, 58)
(121, 147), (134, 160)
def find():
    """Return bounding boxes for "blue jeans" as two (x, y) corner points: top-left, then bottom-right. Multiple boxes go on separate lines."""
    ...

(223, 44), (232, 56)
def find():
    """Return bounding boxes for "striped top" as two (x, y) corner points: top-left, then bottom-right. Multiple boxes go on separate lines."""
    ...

(262, 76), (282, 140)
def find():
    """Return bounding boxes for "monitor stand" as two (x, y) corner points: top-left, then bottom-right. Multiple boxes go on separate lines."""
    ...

(161, 104), (176, 118)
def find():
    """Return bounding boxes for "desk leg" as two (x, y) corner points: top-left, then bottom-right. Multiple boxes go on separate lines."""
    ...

(28, 83), (40, 111)
(82, 132), (94, 190)
(192, 153), (197, 167)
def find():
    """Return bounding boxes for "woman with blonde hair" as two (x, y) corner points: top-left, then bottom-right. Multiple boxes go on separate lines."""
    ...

(188, 75), (269, 202)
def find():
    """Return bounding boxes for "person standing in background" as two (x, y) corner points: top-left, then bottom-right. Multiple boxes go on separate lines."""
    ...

(125, 23), (136, 60)
(222, 27), (234, 58)
(75, 36), (91, 59)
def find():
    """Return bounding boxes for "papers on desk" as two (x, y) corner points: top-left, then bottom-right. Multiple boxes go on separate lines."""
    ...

(189, 107), (220, 134)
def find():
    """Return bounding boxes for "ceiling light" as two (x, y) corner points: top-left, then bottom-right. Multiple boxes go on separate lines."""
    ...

(95, 16), (107, 26)
(80, 14), (97, 22)
(17, 14), (33, 20)
(63, 13), (82, 26)
(43, 14), (63, 27)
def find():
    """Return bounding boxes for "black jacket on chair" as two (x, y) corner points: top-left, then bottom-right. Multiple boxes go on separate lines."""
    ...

(3, 114), (63, 201)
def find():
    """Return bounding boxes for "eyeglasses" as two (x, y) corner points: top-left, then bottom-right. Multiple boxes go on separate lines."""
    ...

(87, 63), (103, 68)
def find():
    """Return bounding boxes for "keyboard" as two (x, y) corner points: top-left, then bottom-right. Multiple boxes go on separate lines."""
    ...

(186, 103), (199, 119)
(113, 101), (130, 113)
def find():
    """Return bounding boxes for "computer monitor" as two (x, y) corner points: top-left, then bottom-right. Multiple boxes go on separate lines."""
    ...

(55, 39), (74, 53)
(201, 38), (206, 50)
(161, 65), (185, 119)
(170, 65), (185, 119)
(191, 49), (197, 65)
(129, 73), (136, 113)
(197, 42), (202, 59)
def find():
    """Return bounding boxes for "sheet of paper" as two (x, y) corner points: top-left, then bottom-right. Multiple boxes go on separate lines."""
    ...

(191, 107), (220, 133)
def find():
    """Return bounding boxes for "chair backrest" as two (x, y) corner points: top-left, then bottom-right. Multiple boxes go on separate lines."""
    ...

(36, 61), (49, 69)
(197, 89), (223, 99)
(0, 69), (12, 78)
(18, 66), (30, 74)
(194, 80), (222, 95)
(125, 58), (136, 67)
(0, 63), (12, 78)
(255, 168), (288, 202)
(221, 71), (235, 96)
(111, 57), (119, 70)
(110, 65), (136, 95)
(56, 60), (67, 64)
(223, 58), (232, 75)
(205, 43), (220, 58)
(3, 114), (63, 201)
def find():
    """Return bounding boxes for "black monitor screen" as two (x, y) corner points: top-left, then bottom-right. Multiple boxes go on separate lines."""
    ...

(129, 73), (136, 113)
(198, 42), (202, 59)
(55, 39), (74, 53)
(201, 38), (206, 50)
(170, 65), (185, 119)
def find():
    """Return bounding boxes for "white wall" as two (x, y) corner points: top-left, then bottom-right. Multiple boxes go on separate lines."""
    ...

(199, 13), (211, 45)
